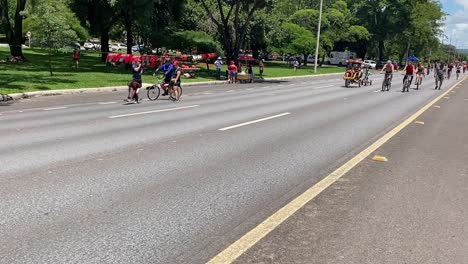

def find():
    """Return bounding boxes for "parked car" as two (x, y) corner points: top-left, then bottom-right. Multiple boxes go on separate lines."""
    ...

(363, 60), (377, 69)
(131, 44), (144, 52)
(110, 43), (127, 51)
(84, 42), (95, 50)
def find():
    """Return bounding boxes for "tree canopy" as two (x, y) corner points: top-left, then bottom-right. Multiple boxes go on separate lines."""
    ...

(0, 0), (451, 64)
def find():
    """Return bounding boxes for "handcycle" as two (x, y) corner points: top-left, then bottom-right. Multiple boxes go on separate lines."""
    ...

(146, 76), (183, 101)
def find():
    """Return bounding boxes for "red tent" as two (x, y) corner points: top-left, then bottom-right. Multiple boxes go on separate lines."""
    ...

(238, 55), (256, 62)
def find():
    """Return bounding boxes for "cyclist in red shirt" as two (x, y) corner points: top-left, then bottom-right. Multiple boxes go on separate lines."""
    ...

(402, 62), (414, 92)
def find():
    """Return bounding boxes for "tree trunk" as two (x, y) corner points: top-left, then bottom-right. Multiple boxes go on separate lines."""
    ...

(48, 47), (53, 76)
(100, 30), (110, 62)
(125, 1), (133, 55)
(0, 0), (26, 57)
(378, 39), (385, 66)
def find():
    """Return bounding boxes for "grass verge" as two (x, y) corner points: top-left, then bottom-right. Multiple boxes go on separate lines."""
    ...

(0, 47), (343, 94)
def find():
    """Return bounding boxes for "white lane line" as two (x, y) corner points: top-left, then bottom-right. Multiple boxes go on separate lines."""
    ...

(219, 112), (291, 131)
(43, 107), (68, 111)
(98, 101), (118, 105)
(203, 92), (214, 95)
(226, 90), (236, 93)
(109, 105), (200, 119)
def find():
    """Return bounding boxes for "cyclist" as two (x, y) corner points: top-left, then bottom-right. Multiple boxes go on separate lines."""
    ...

(402, 61), (415, 92)
(125, 60), (143, 103)
(154, 58), (174, 96)
(170, 61), (182, 102)
(380, 60), (394, 90)
(415, 62), (425, 88)
(434, 62), (445, 90)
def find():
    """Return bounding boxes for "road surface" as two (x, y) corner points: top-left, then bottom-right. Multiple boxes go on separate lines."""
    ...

(0, 73), (465, 263)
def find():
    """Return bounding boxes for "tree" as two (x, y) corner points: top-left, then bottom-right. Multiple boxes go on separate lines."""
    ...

(25, 0), (88, 75)
(269, 22), (316, 65)
(196, 0), (269, 62)
(0, 0), (27, 57)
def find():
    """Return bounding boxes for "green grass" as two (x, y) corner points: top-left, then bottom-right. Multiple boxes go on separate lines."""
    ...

(0, 48), (343, 94)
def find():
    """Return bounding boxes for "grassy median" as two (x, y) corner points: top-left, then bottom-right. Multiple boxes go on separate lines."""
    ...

(0, 47), (343, 94)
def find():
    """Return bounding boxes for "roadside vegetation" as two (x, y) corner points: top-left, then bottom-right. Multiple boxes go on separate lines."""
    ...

(0, 48), (342, 94)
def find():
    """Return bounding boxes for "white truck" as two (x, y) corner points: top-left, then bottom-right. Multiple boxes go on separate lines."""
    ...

(324, 51), (357, 66)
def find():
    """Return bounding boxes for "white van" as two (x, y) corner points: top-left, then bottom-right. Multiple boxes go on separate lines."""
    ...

(325, 51), (357, 66)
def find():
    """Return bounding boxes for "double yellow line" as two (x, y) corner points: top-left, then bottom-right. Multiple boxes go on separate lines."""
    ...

(208, 76), (467, 264)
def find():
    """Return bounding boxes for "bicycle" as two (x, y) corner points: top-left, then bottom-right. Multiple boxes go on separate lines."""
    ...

(146, 76), (183, 101)
(381, 72), (392, 91)
(415, 74), (423, 90)
(402, 74), (412, 92)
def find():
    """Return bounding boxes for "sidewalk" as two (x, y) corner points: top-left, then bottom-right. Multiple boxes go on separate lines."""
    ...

(5, 72), (342, 101)
(233, 77), (468, 263)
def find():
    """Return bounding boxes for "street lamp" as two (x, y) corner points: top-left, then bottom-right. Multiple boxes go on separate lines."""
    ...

(313, 0), (323, 73)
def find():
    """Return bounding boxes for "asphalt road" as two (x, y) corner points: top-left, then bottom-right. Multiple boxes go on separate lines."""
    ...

(236, 76), (468, 264)
(0, 72), (464, 263)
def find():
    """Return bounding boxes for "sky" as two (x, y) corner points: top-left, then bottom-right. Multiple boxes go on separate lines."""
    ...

(441, 0), (468, 50)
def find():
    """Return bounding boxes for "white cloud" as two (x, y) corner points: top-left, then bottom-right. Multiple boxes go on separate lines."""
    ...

(443, 3), (468, 49)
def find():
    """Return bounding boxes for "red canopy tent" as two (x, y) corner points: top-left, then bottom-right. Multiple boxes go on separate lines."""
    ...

(238, 55), (256, 62)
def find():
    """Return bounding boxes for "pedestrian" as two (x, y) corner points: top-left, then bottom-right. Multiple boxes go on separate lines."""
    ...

(228, 61), (238, 84)
(293, 59), (299, 71)
(125, 60), (143, 103)
(73, 47), (80, 69)
(434, 61), (445, 90)
(259, 60), (264, 77)
(214, 57), (223, 79)
(247, 63), (255, 81)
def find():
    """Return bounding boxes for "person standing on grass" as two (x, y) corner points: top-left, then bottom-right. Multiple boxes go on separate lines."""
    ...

(293, 59), (299, 72)
(73, 47), (80, 69)
(259, 60), (264, 77)
(214, 57), (223, 79)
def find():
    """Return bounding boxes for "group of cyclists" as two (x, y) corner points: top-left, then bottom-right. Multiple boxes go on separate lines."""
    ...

(380, 60), (467, 91)
(125, 57), (182, 104)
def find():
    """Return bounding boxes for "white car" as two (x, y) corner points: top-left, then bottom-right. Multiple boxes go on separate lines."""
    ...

(363, 60), (377, 69)
(84, 42), (96, 50)
(110, 43), (127, 51)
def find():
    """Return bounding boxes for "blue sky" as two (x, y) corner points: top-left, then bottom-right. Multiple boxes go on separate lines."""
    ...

(440, 0), (468, 49)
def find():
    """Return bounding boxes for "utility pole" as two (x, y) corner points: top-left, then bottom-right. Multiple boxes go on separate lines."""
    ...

(313, 0), (323, 73)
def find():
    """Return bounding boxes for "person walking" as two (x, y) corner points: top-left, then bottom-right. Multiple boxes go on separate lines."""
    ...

(293, 59), (299, 72)
(73, 47), (80, 69)
(125, 60), (143, 103)
(259, 60), (264, 77)
(214, 57), (223, 79)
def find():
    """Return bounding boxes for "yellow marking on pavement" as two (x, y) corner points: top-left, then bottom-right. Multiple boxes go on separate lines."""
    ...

(206, 75), (467, 264)
(433, 105), (441, 108)
(414, 121), (425, 125)
(372, 156), (388, 162)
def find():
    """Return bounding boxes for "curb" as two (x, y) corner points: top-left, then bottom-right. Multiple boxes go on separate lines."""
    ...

(6, 72), (342, 100)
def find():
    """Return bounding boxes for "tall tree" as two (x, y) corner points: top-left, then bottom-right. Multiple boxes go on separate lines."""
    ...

(0, 0), (27, 57)
(196, 0), (269, 62)
(25, 0), (88, 76)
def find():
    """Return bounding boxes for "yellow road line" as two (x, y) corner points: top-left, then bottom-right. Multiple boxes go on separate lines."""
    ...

(207, 75), (467, 264)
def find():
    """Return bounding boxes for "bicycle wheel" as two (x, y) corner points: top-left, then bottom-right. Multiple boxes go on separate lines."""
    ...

(382, 79), (387, 91)
(147, 86), (161, 101)
(169, 86), (183, 101)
